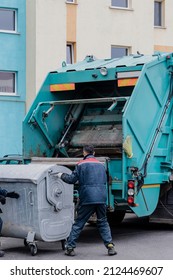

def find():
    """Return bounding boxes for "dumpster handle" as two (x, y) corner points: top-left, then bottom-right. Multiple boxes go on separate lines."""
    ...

(28, 191), (34, 206)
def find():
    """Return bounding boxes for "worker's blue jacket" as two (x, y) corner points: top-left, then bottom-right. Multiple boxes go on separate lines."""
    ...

(0, 188), (7, 218)
(61, 154), (107, 205)
(0, 188), (7, 197)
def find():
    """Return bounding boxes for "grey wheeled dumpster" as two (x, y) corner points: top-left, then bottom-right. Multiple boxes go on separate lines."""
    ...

(0, 163), (74, 255)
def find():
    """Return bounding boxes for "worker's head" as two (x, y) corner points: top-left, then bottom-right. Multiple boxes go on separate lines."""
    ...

(83, 145), (95, 156)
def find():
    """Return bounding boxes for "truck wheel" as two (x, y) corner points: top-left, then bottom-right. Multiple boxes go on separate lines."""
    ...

(107, 210), (125, 226)
(30, 244), (38, 256)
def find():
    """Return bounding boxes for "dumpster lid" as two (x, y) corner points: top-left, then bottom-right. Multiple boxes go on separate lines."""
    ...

(0, 163), (60, 184)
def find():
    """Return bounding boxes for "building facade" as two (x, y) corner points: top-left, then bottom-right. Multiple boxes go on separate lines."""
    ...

(26, 0), (173, 109)
(0, 0), (26, 156)
(0, 0), (173, 156)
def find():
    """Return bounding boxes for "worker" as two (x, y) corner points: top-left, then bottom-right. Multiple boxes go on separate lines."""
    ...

(57, 145), (117, 256)
(0, 188), (20, 257)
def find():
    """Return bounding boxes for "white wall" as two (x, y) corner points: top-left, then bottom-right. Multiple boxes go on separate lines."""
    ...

(154, 0), (173, 48)
(26, 0), (36, 110)
(26, 0), (66, 110)
(76, 0), (154, 60)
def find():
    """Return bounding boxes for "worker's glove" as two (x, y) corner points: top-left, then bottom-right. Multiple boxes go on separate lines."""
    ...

(0, 195), (6, 205)
(57, 172), (63, 179)
(6, 192), (20, 199)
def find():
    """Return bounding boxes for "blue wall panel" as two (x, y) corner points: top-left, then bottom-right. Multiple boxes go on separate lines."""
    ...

(0, 0), (26, 156)
(0, 101), (25, 155)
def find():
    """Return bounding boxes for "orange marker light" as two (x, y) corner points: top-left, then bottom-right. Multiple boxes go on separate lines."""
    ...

(50, 83), (75, 92)
(118, 77), (138, 87)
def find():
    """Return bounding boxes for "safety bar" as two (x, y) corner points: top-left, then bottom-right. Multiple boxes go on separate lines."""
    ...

(28, 97), (129, 123)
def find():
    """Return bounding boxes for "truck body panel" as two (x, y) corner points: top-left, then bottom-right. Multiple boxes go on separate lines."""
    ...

(23, 53), (173, 222)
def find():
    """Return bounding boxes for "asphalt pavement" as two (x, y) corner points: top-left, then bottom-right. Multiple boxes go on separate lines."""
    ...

(1, 213), (173, 260)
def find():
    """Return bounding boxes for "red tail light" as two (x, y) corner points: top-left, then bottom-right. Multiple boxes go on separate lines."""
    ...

(128, 180), (135, 189)
(127, 196), (134, 204)
(127, 180), (135, 206)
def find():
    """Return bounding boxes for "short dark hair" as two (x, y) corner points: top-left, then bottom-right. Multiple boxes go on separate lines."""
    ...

(83, 145), (95, 155)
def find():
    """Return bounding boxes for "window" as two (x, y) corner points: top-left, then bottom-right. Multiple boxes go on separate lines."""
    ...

(66, 0), (75, 3)
(0, 8), (16, 31)
(154, 1), (163, 27)
(111, 46), (129, 58)
(0, 72), (16, 94)
(66, 43), (74, 64)
(111, 0), (128, 8)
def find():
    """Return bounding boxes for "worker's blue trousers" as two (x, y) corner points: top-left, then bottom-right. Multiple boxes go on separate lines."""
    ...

(67, 204), (113, 249)
(0, 217), (2, 235)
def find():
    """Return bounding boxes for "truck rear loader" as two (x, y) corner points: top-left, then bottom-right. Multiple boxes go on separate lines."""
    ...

(23, 52), (173, 225)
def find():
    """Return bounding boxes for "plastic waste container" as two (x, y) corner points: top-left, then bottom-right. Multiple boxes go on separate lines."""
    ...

(0, 163), (74, 255)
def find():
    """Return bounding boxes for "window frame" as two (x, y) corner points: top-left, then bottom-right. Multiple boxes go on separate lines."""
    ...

(66, 43), (74, 64)
(111, 0), (128, 9)
(0, 8), (17, 33)
(66, 0), (75, 4)
(154, 0), (165, 28)
(111, 45), (130, 58)
(0, 71), (17, 96)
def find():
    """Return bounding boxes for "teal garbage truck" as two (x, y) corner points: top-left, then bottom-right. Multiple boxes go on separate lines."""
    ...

(23, 52), (173, 225)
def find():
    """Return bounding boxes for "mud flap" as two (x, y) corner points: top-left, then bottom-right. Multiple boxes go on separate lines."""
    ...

(130, 184), (160, 217)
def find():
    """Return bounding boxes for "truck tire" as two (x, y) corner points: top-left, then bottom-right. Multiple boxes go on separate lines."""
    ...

(107, 210), (125, 226)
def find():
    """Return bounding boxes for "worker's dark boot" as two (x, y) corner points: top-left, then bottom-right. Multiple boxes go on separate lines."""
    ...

(65, 247), (75, 256)
(107, 243), (117, 256)
(0, 250), (5, 257)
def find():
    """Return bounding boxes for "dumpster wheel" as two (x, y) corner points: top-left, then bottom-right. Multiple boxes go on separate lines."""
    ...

(24, 238), (28, 247)
(29, 243), (38, 256)
(61, 239), (67, 250)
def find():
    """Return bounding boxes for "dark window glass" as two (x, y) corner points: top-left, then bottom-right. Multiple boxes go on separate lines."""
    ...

(111, 0), (128, 8)
(154, 1), (162, 26)
(0, 72), (15, 93)
(111, 47), (128, 58)
(0, 9), (15, 31)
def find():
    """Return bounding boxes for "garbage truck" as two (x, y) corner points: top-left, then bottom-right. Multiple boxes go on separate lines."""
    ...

(22, 52), (173, 225)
